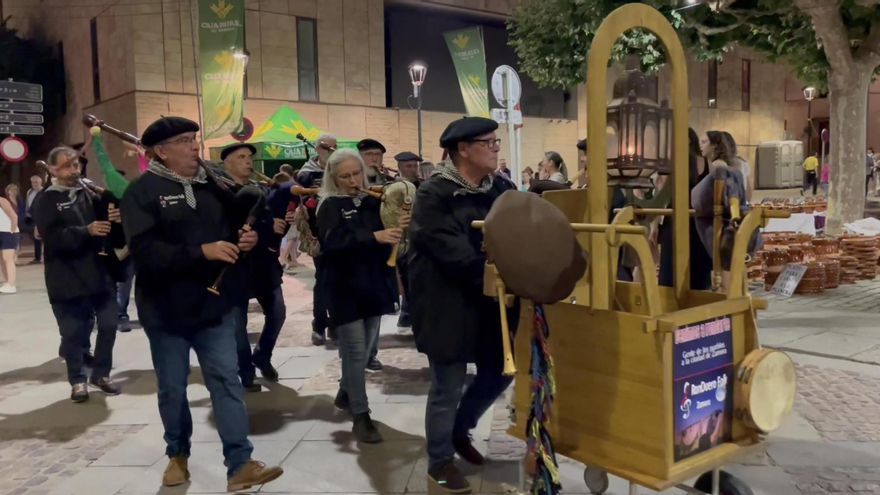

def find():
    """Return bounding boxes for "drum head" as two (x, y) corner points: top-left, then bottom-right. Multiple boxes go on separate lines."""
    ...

(747, 350), (796, 432)
(483, 190), (587, 303)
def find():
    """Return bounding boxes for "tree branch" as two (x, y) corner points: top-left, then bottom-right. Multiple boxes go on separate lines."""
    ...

(856, 20), (880, 67)
(854, 0), (880, 7)
(792, 0), (856, 81)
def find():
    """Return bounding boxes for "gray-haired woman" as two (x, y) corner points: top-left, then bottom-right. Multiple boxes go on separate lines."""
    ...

(316, 148), (403, 443)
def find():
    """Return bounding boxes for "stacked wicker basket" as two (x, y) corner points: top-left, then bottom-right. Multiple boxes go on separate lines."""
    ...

(755, 232), (878, 294)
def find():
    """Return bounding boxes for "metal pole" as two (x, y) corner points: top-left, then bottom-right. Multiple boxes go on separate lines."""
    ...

(504, 73), (519, 189)
(515, 102), (522, 189)
(417, 91), (423, 160)
(806, 100), (812, 156)
(188, 0), (206, 156)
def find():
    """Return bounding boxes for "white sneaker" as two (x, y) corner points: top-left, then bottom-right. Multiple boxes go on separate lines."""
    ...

(0, 284), (17, 294)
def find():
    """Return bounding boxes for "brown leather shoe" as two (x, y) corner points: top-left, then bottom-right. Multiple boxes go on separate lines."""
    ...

(226, 459), (283, 492)
(162, 456), (189, 487)
(70, 383), (89, 403)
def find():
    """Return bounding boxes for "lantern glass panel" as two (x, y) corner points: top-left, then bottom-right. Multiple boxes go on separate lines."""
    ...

(644, 119), (658, 160)
(607, 121), (619, 160)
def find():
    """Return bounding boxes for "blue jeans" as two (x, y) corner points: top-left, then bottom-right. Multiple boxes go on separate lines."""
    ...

(426, 358), (513, 469)
(233, 303), (256, 385)
(51, 293), (118, 385)
(144, 311), (253, 477)
(337, 317), (381, 415)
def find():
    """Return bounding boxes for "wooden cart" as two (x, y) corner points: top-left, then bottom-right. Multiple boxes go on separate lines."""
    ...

(500, 5), (794, 494)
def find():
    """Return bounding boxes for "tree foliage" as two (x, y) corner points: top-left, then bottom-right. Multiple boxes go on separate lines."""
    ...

(507, 0), (880, 91)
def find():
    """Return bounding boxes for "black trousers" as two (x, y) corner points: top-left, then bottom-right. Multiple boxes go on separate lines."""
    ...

(51, 293), (118, 384)
(397, 254), (411, 319)
(805, 171), (818, 195)
(313, 255), (330, 334)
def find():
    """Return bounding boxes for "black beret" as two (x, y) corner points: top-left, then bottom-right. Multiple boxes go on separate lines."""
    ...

(439, 117), (498, 150)
(220, 143), (257, 161)
(141, 116), (199, 147)
(394, 151), (422, 162)
(577, 139), (587, 151)
(357, 139), (386, 153)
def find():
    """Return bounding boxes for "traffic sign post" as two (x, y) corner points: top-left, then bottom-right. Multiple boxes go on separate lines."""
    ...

(0, 80), (46, 141)
(491, 65), (523, 189)
(0, 124), (44, 136)
(0, 112), (44, 124)
(0, 102), (43, 113)
(0, 81), (43, 102)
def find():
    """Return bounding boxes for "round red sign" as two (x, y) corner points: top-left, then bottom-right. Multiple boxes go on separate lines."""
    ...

(231, 118), (255, 142)
(0, 136), (28, 163)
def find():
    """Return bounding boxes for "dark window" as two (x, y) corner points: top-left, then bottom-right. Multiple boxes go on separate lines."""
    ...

(90, 17), (100, 102)
(741, 59), (751, 111)
(385, 5), (570, 118)
(707, 60), (718, 108)
(297, 18), (318, 101)
(57, 41), (67, 115)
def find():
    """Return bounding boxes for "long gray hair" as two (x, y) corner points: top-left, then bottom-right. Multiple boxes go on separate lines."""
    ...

(318, 148), (368, 210)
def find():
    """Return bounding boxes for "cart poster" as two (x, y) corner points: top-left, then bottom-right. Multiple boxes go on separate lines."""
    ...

(672, 316), (734, 462)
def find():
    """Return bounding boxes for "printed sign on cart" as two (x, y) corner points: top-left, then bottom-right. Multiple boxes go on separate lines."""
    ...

(672, 316), (734, 462)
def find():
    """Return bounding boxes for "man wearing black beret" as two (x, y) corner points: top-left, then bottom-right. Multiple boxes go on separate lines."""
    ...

(357, 138), (394, 186)
(408, 117), (516, 493)
(121, 117), (282, 491)
(394, 151), (422, 186)
(221, 143), (287, 390)
(390, 150), (422, 334)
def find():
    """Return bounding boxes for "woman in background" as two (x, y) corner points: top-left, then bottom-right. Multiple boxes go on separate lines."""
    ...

(0, 190), (18, 293)
(540, 151), (568, 184)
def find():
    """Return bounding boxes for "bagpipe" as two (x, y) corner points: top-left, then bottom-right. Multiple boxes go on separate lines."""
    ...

(81, 114), (268, 296)
(35, 154), (117, 258)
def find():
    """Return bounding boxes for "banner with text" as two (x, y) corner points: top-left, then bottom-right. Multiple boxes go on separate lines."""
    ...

(443, 27), (490, 118)
(672, 316), (734, 462)
(198, 0), (246, 139)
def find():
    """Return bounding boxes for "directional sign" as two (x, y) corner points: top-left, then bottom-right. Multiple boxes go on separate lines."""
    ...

(0, 81), (43, 102)
(0, 124), (44, 136)
(0, 101), (43, 113)
(0, 113), (43, 124)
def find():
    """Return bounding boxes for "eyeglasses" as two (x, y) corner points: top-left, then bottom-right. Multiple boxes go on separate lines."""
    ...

(469, 138), (501, 149)
(162, 135), (200, 146)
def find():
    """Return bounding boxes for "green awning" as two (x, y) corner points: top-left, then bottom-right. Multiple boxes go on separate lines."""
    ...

(208, 104), (357, 163)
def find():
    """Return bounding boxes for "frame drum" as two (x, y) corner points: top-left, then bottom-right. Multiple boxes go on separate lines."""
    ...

(734, 348), (796, 433)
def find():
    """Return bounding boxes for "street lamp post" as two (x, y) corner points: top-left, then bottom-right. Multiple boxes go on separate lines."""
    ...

(804, 86), (817, 155)
(409, 61), (428, 159)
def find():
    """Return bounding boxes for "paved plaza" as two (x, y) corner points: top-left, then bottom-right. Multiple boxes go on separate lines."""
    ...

(1, 260), (880, 495)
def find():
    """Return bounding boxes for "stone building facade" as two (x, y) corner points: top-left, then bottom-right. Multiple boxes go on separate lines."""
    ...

(2, 0), (788, 189)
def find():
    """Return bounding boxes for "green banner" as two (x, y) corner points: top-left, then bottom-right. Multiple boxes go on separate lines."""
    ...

(443, 27), (490, 118)
(198, 0), (246, 139)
